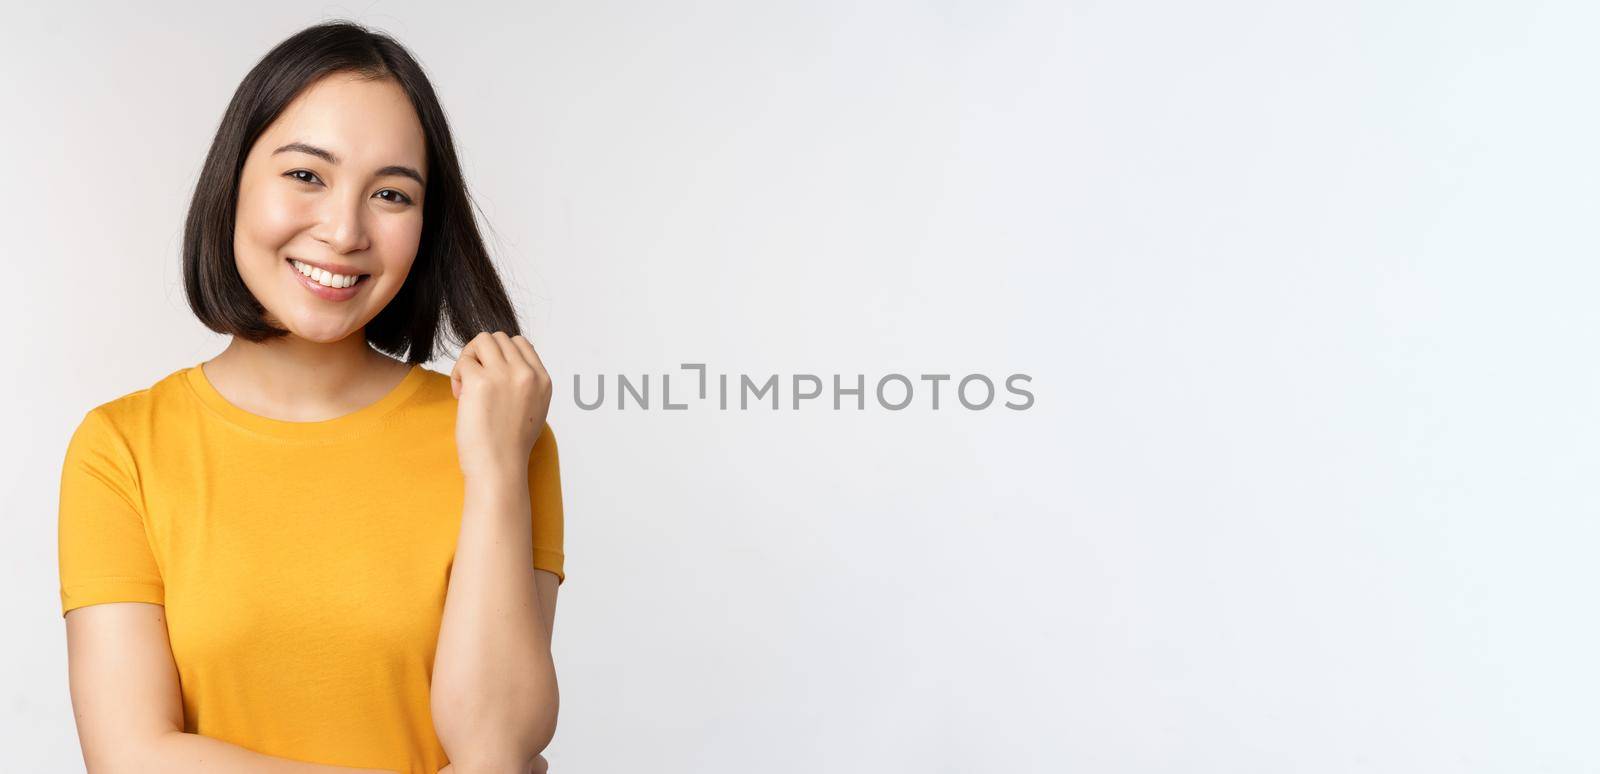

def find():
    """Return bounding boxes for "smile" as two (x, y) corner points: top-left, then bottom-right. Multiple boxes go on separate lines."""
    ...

(286, 257), (370, 301)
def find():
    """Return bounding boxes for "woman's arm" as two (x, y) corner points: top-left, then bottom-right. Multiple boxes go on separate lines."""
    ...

(433, 332), (560, 774)
(65, 602), (398, 774)
(430, 471), (560, 773)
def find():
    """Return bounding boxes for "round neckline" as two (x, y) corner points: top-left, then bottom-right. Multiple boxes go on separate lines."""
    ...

(183, 361), (430, 441)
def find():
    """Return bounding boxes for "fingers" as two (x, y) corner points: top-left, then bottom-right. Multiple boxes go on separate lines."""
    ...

(454, 331), (549, 399)
(473, 330), (508, 369)
(450, 345), (483, 398)
(451, 332), (499, 397)
(489, 331), (525, 373)
(509, 334), (546, 376)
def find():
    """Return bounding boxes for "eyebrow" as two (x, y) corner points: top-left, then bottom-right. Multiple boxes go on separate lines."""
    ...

(272, 141), (426, 187)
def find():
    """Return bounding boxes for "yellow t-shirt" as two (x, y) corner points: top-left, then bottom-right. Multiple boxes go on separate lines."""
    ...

(57, 362), (564, 774)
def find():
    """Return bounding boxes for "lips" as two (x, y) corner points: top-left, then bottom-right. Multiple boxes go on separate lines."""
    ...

(286, 257), (369, 300)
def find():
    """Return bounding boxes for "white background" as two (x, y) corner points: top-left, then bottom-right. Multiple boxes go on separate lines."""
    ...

(4, 1), (1597, 771)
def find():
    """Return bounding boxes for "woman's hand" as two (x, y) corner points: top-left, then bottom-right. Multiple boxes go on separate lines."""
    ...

(450, 331), (553, 481)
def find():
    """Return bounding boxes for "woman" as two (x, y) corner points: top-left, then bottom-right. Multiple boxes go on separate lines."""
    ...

(58, 21), (562, 774)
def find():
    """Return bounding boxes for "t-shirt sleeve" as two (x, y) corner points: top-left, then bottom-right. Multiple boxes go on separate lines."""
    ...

(58, 407), (164, 616)
(530, 422), (565, 585)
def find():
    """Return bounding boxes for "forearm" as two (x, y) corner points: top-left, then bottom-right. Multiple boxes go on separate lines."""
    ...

(436, 764), (536, 774)
(136, 730), (396, 773)
(431, 467), (558, 772)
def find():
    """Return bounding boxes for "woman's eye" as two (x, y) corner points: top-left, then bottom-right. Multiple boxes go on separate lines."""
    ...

(282, 171), (411, 206)
(375, 189), (415, 205)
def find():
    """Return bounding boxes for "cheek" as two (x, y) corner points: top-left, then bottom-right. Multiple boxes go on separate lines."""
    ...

(371, 214), (424, 271)
(235, 183), (313, 252)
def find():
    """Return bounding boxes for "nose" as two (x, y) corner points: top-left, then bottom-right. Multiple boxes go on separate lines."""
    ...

(312, 188), (371, 255)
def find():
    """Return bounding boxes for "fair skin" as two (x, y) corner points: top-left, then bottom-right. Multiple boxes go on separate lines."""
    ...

(63, 71), (557, 774)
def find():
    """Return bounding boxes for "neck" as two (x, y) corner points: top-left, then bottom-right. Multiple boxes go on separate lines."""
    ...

(202, 331), (412, 421)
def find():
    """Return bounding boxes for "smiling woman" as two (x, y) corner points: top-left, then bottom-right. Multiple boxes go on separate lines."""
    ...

(59, 20), (562, 774)
(232, 67), (427, 320)
(181, 23), (519, 357)
(206, 69), (427, 344)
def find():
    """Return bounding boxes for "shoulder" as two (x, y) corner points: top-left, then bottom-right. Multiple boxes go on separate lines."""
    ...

(392, 365), (460, 425)
(414, 364), (454, 395)
(68, 366), (194, 452)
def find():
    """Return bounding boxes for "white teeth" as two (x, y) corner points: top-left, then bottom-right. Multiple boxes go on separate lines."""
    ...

(291, 259), (361, 289)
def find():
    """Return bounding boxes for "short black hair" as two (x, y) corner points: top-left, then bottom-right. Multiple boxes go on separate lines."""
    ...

(183, 20), (521, 363)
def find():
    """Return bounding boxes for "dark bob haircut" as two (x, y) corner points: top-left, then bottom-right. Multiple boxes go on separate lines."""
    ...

(183, 20), (520, 364)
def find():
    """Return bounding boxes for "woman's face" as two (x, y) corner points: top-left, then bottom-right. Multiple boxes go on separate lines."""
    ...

(233, 72), (428, 344)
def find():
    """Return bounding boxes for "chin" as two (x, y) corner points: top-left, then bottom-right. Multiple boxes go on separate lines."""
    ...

(282, 318), (363, 344)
